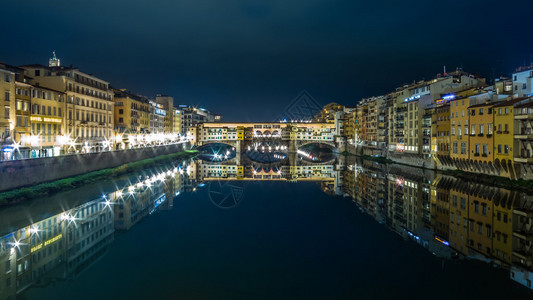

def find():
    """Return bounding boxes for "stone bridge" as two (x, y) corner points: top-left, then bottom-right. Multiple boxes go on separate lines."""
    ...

(191, 122), (339, 152)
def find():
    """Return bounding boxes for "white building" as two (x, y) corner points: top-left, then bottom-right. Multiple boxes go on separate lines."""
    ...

(512, 65), (533, 97)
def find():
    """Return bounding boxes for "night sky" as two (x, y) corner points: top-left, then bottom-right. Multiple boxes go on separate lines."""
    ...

(2, 0), (533, 121)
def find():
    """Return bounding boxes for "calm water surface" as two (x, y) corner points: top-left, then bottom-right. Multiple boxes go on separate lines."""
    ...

(1, 157), (532, 299)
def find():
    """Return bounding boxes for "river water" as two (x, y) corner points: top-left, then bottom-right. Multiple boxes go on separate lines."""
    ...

(1, 155), (532, 299)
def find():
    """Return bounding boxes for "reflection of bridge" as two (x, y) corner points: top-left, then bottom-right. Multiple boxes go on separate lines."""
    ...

(190, 122), (339, 162)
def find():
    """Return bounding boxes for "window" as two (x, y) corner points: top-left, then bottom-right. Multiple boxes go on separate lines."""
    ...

(4, 106), (9, 119)
(4, 91), (10, 102)
(460, 197), (466, 209)
(471, 110), (475, 116)
(461, 142), (466, 154)
(119, 109), (124, 114)
(479, 108), (484, 115)
(471, 125), (475, 135)
(498, 144), (502, 153)
(480, 124), (484, 134)
(505, 145), (509, 154)
(483, 144), (488, 155)
(453, 142), (458, 154)
(488, 123), (493, 134)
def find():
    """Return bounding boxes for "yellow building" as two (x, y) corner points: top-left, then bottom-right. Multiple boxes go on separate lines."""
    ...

(435, 103), (451, 164)
(20, 53), (114, 152)
(493, 98), (524, 179)
(0, 64), (17, 152)
(113, 89), (150, 133)
(14, 81), (31, 147)
(29, 86), (66, 156)
(468, 102), (496, 166)
(450, 96), (471, 162)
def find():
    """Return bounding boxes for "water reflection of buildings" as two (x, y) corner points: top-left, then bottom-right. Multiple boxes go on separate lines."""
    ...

(0, 166), (185, 300)
(188, 156), (342, 196)
(343, 157), (533, 289)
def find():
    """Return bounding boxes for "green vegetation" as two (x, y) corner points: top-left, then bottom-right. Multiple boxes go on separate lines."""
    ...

(0, 150), (198, 206)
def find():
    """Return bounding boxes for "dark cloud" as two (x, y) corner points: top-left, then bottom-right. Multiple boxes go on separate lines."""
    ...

(2, 0), (533, 121)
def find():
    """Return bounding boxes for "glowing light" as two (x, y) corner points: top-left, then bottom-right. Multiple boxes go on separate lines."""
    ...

(435, 237), (450, 246)
(11, 140), (20, 152)
(30, 226), (39, 234)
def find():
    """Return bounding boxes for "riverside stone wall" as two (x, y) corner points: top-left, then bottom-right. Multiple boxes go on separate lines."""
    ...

(0, 143), (187, 192)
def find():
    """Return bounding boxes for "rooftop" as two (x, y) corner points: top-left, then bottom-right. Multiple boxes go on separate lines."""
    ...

(492, 97), (532, 108)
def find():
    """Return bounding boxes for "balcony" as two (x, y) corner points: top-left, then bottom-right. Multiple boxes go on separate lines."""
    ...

(515, 113), (533, 120)
(515, 133), (533, 140)
(515, 157), (533, 164)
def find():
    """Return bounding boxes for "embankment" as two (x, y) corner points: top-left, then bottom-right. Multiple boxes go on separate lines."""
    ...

(0, 143), (189, 192)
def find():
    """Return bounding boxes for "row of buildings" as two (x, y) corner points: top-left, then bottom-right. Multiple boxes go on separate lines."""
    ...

(0, 53), (220, 159)
(321, 66), (533, 179)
